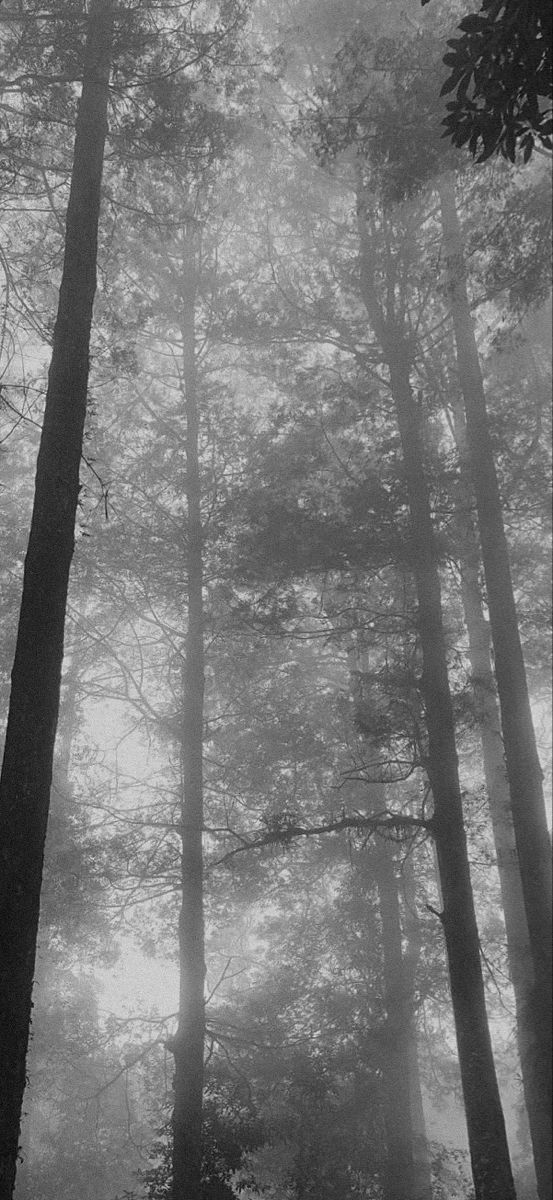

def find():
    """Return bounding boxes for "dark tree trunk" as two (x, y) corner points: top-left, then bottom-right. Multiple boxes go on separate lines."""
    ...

(439, 172), (552, 1200)
(0, 5), (113, 1195)
(170, 225), (206, 1200)
(356, 188), (516, 1200)
(17, 653), (85, 1182)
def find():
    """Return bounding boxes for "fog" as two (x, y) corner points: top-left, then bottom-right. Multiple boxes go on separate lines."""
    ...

(0, 1), (551, 1198)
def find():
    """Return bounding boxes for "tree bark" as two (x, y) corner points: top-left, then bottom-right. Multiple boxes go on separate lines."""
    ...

(170, 224), (206, 1200)
(356, 188), (516, 1200)
(439, 171), (552, 1200)
(0, 4), (113, 1195)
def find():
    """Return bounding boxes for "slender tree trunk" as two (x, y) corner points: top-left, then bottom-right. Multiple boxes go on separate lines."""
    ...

(450, 397), (540, 1196)
(401, 852), (433, 1200)
(0, 5), (113, 1195)
(356, 189), (516, 1200)
(373, 840), (417, 1200)
(439, 171), (552, 1200)
(170, 224), (206, 1200)
(348, 646), (430, 1199)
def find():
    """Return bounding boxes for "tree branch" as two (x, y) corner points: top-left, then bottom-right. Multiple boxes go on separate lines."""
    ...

(209, 809), (429, 868)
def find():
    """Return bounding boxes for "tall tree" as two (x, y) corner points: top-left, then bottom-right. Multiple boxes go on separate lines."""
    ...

(0, 2), (114, 1193)
(438, 169), (552, 1200)
(91, 89), (252, 1188)
(170, 221), (207, 1200)
(212, 71), (520, 1183)
(297, 21), (550, 1186)
(352, 170), (516, 1200)
(446, 388), (542, 1199)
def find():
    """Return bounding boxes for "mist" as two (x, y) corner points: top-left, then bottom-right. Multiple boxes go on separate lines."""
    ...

(0, 1), (551, 1198)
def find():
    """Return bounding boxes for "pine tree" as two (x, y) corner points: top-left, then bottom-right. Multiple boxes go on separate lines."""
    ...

(0, 3), (114, 1193)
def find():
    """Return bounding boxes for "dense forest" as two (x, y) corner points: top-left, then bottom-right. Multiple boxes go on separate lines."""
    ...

(0, 2), (551, 1199)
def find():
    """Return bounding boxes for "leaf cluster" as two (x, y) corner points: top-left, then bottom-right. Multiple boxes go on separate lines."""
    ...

(439, 0), (552, 161)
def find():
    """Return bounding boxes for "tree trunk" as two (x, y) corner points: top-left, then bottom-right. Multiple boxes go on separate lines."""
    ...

(170, 224), (206, 1200)
(356, 188), (516, 1200)
(439, 171), (552, 1200)
(373, 840), (418, 1200)
(0, 5), (113, 1196)
(401, 852), (433, 1200)
(348, 646), (431, 1200)
(450, 397), (540, 1196)
(392, 350), (515, 1200)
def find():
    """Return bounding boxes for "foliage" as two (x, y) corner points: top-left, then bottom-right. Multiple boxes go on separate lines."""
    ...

(437, 0), (552, 161)
(139, 1093), (263, 1199)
